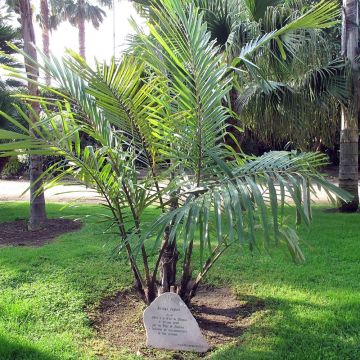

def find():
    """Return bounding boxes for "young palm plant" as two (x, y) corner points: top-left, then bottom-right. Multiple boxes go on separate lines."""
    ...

(0, 0), (350, 304)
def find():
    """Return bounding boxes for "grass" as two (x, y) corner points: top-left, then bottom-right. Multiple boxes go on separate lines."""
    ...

(0, 201), (359, 359)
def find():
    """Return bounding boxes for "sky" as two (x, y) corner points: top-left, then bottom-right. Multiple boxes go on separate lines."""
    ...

(11, 0), (145, 65)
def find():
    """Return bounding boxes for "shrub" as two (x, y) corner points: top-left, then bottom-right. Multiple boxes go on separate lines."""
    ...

(1, 156), (28, 178)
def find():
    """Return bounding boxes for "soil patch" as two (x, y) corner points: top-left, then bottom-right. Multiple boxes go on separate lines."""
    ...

(0, 218), (82, 247)
(89, 286), (265, 358)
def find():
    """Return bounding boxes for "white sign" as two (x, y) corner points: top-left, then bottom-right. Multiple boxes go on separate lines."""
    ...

(143, 292), (209, 352)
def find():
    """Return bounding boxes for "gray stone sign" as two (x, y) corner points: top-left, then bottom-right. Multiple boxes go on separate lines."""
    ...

(143, 292), (209, 352)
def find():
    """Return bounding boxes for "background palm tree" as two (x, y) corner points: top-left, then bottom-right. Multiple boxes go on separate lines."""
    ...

(38, 0), (50, 85)
(338, 0), (359, 212)
(37, 0), (61, 85)
(8, 0), (47, 230)
(58, 0), (112, 59)
(208, 1), (344, 147)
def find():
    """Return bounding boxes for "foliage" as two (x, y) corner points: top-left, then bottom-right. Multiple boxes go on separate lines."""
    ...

(0, 156), (27, 177)
(56, 0), (112, 29)
(0, 10), (22, 75)
(0, 0), (350, 304)
(36, 0), (63, 33)
(0, 10), (24, 132)
(0, 154), (59, 178)
(190, 0), (346, 149)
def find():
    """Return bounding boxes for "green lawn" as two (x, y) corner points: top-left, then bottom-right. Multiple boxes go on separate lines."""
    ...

(0, 202), (359, 360)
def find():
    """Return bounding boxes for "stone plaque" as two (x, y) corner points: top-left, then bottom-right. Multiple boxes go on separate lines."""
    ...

(143, 292), (209, 352)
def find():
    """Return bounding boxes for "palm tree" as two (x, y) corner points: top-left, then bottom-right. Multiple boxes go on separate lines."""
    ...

(0, 0), (349, 304)
(17, 0), (47, 230)
(38, 0), (51, 85)
(37, 0), (61, 85)
(58, 0), (112, 60)
(338, 0), (359, 212)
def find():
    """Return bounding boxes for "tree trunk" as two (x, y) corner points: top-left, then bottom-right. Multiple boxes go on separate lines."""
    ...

(29, 154), (47, 224)
(40, 0), (51, 86)
(19, 0), (47, 230)
(159, 190), (179, 295)
(159, 228), (178, 293)
(79, 17), (86, 60)
(339, 0), (359, 212)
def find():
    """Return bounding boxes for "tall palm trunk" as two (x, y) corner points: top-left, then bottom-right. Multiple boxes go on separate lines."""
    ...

(40, 0), (51, 86)
(78, 17), (86, 59)
(339, 0), (359, 212)
(78, 0), (86, 60)
(19, 0), (47, 230)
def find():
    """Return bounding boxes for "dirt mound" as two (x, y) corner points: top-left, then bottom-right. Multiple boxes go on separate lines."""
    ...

(89, 287), (265, 358)
(0, 218), (82, 246)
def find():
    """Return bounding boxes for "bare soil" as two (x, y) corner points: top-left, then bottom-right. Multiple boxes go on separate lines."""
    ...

(89, 286), (265, 358)
(0, 218), (82, 247)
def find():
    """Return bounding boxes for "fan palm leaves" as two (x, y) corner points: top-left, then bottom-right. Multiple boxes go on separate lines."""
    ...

(187, 0), (344, 149)
(0, 0), (351, 304)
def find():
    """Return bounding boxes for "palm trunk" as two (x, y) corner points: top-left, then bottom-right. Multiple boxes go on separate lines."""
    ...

(29, 154), (47, 226)
(40, 0), (51, 86)
(159, 228), (178, 292)
(19, 0), (47, 230)
(79, 17), (86, 60)
(178, 239), (194, 304)
(339, 0), (359, 212)
(159, 191), (179, 293)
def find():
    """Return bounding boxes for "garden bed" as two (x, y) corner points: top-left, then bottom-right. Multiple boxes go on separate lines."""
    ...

(0, 218), (82, 246)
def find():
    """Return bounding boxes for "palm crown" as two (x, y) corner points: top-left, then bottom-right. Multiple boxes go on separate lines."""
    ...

(55, 0), (112, 59)
(60, 0), (111, 27)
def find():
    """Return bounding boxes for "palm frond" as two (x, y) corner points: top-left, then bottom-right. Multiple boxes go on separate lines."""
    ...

(141, 150), (351, 267)
(135, 0), (232, 183)
(244, 0), (282, 22)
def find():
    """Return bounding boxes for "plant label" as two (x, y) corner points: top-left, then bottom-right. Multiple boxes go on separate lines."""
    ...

(143, 292), (209, 352)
